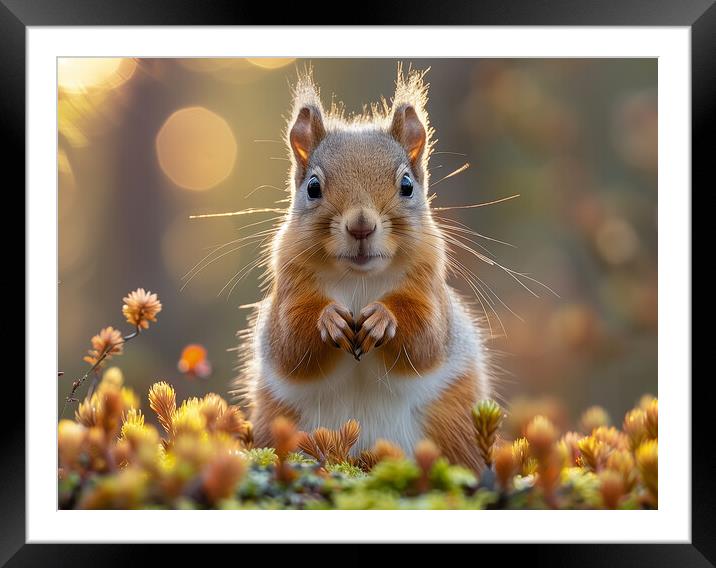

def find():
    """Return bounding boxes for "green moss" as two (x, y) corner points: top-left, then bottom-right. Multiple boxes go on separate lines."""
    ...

(362, 459), (421, 493)
(334, 489), (401, 510)
(429, 458), (477, 492)
(399, 490), (497, 510)
(561, 467), (600, 507)
(287, 452), (318, 465)
(325, 462), (366, 479)
(58, 471), (81, 508)
(242, 447), (278, 467)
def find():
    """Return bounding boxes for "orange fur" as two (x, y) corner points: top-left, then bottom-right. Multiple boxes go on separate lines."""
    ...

(378, 263), (449, 375)
(423, 371), (483, 471)
(250, 388), (300, 448)
(267, 266), (343, 381)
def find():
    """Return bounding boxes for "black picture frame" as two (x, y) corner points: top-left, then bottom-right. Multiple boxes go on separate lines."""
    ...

(4, 0), (708, 563)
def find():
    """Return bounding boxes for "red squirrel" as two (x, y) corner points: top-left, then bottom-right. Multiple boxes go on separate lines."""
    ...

(237, 70), (491, 470)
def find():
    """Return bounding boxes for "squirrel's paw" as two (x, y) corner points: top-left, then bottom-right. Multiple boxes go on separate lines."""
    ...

(355, 302), (397, 360)
(318, 302), (355, 356)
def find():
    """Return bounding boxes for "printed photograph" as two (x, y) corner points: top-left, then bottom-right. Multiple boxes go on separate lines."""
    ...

(57, 58), (658, 510)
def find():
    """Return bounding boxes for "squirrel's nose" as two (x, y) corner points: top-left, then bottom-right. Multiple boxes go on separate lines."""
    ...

(346, 220), (376, 241)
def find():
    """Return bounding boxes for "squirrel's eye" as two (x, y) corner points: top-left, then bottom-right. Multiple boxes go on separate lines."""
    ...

(306, 175), (322, 199)
(399, 174), (414, 197)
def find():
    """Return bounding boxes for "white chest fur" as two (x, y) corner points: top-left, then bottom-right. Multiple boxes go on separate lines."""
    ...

(250, 280), (489, 455)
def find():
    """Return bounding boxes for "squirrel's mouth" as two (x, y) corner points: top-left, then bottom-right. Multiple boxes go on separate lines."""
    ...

(335, 252), (390, 269)
(350, 254), (375, 266)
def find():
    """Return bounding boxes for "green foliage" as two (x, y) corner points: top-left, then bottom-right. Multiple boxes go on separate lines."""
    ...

(325, 462), (366, 479)
(242, 447), (278, 467)
(362, 459), (421, 493)
(429, 458), (477, 492)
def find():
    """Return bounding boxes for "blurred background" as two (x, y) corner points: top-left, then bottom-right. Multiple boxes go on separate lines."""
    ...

(58, 58), (657, 428)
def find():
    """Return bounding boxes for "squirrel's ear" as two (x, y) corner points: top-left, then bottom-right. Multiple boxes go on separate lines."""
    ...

(390, 104), (426, 166)
(289, 105), (325, 169)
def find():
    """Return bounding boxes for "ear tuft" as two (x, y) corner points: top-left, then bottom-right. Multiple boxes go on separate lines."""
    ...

(289, 105), (325, 169)
(390, 103), (427, 165)
(288, 70), (326, 172)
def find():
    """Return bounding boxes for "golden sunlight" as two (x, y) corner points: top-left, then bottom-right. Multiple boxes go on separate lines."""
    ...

(245, 58), (296, 70)
(58, 58), (137, 93)
(155, 106), (238, 191)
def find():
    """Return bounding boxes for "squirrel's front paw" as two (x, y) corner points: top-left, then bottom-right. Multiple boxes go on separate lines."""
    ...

(355, 302), (397, 360)
(318, 302), (356, 356)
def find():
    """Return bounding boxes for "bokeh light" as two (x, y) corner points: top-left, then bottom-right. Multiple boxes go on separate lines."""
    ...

(595, 216), (640, 266)
(246, 58), (296, 70)
(156, 106), (238, 191)
(176, 59), (265, 85)
(613, 91), (658, 174)
(58, 58), (137, 93)
(177, 59), (236, 73)
(58, 58), (139, 148)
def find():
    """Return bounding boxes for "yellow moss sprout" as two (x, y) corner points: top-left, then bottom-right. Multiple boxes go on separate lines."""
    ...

(357, 439), (406, 470)
(511, 437), (538, 477)
(472, 399), (504, 467)
(148, 381), (176, 434)
(557, 431), (582, 467)
(271, 416), (300, 483)
(296, 419), (361, 466)
(635, 439), (658, 502)
(579, 405), (611, 434)
(591, 426), (629, 451)
(525, 415), (558, 460)
(598, 469), (626, 509)
(577, 435), (609, 472)
(525, 415), (561, 504)
(606, 449), (637, 492)
(644, 399), (658, 440)
(493, 443), (517, 490)
(623, 408), (648, 451)
(203, 453), (247, 505)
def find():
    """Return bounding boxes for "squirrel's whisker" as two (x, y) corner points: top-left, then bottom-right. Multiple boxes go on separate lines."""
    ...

(431, 150), (467, 157)
(180, 237), (273, 292)
(429, 162), (470, 188)
(182, 226), (281, 285)
(244, 184), (286, 199)
(431, 193), (520, 211)
(189, 207), (287, 219)
(396, 231), (504, 337)
(389, 225), (514, 335)
(434, 217), (516, 248)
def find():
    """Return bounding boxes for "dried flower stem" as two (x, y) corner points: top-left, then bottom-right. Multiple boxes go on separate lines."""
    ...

(61, 325), (140, 418)
(86, 370), (101, 401)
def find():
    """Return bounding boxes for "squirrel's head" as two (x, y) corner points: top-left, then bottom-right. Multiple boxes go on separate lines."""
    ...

(282, 68), (440, 277)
